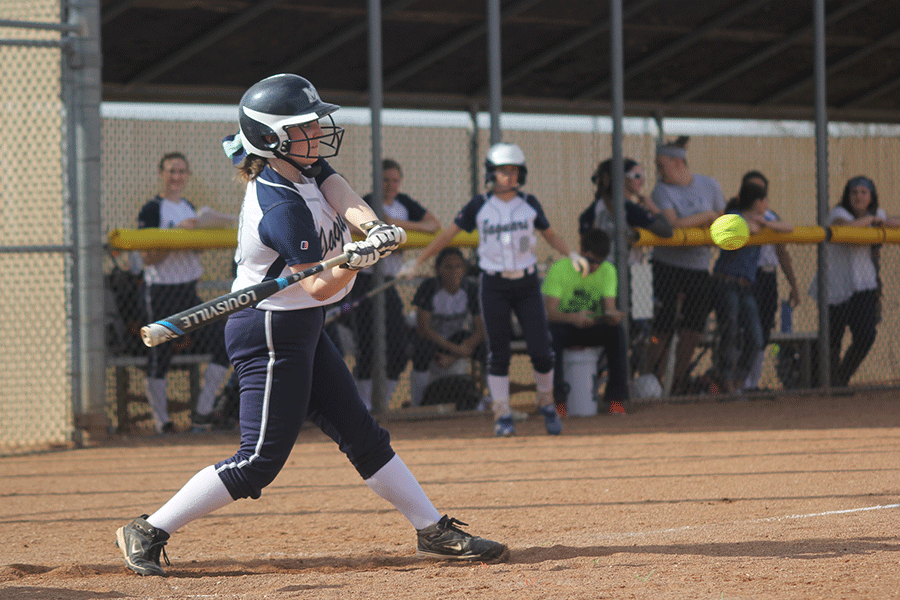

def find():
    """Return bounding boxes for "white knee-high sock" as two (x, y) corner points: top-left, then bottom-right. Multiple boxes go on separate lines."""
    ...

(534, 369), (555, 407)
(744, 350), (765, 390)
(195, 363), (230, 416)
(409, 370), (431, 406)
(487, 374), (511, 418)
(385, 378), (399, 406)
(365, 455), (441, 531)
(146, 377), (169, 432)
(147, 465), (235, 535)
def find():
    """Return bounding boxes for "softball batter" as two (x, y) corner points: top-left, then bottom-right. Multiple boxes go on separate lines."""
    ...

(116, 74), (507, 576)
(401, 143), (588, 437)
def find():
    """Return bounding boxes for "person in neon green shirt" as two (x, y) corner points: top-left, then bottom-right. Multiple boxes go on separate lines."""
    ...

(542, 229), (630, 414)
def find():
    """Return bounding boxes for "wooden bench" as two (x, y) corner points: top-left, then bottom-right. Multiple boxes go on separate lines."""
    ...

(108, 353), (212, 431)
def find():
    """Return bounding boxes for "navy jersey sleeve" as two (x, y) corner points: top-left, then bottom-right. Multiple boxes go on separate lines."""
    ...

(313, 158), (337, 187)
(578, 200), (598, 234)
(625, 200), (656, 229)
(412, 277), (439, 311)
(258, 201), (323, 266)
(137, 198), (161, 229)
(453, 195), (486, 232)
(396, 194), (428, 222)
(525, 194), (551, 230)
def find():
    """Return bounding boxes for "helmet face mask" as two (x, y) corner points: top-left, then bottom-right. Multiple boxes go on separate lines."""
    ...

(277, 114), (344, 161)
(484, 142), (527, 186)
(238, 74), (345, 163)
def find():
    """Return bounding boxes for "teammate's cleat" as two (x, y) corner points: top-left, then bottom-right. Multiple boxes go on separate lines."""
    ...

(608, 401), (626, 415)
(116, 515), (170, 576)
(540, 404), (562, 435)
(190, 412), (215, 432)
(416, 515), (509, 562)
(494, 415), (515, 437)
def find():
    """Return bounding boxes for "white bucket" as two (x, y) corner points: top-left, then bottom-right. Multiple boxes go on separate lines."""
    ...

(563, 347), (601, 416)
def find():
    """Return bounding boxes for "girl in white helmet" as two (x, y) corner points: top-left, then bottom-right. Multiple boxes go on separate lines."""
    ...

(402, 143), (588, 437)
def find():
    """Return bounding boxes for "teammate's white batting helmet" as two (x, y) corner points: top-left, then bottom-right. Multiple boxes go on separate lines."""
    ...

(485, 143), (527, 185)
(238, 74), (344, 162)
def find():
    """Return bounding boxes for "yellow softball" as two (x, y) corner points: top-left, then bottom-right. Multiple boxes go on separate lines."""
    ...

(710, 214), (750, 250)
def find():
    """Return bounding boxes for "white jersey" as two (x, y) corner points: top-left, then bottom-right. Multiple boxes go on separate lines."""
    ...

(809, 205), (885, 305)
(232, 162), (354, 311)
(137, 196), (204, 285)
(453, 191), (550, 273)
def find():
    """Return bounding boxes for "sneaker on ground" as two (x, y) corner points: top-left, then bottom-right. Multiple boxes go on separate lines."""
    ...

(115, 515), (170, 576)
(494, 415), (515, 437)
(540, 404), (562, 435)
(416, 515), (509, 562)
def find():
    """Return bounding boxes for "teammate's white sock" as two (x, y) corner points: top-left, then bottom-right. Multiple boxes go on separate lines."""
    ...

(409, 370), (431, 407)
(365, 455), (441, 531)
(195, 363), (230, 416)
(147, 465), (234, 534)
(744, 350), (765, 390)
(385, 378), (399, 407)
(357, 379), (373, 410)
(487, 374), (511, 418)
(146, 377), (169, 432)
(534, 369), (554, 406)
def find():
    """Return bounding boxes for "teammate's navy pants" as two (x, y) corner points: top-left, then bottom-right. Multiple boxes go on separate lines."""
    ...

(216, 306), (394, 500)
(478, 271), (554, 376)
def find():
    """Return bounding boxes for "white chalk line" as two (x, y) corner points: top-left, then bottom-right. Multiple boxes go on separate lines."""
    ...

(588, 503), (900, 542)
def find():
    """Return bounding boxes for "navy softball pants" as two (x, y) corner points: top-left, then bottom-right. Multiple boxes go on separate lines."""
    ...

(216, 306), (394, 500)
(478, 271), (554, 376)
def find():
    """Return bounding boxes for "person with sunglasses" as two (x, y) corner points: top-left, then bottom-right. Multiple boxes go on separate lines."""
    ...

(579, 158), (673, 385)
(542, 228), (630, 414)
(579, 157), (673, 260)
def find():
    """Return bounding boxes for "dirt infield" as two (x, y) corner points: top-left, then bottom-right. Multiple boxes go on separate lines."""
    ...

(2, 390), (900, 600)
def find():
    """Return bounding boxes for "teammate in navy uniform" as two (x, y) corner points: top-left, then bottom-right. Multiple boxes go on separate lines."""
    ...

(137, 152), (231, 433)
(115, 74), (507, 576)
(401, 143), (588, 436)
(351, 159), (441, 409)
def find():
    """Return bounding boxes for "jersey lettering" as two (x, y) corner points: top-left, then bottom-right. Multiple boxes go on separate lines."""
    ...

(482, 219), (529, 239)
(319, 215), (349, 255)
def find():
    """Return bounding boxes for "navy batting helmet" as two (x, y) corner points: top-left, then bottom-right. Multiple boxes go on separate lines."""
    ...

(238, 74), (344, 162)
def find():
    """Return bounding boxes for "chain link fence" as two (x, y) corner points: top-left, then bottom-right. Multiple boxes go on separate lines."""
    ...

(1, 2), (76, 455)
(100, 107), (900, 428)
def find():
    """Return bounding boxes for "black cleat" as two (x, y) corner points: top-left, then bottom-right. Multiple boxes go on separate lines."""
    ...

(116, 515), (170, 576)
(416, 515), (509, 562)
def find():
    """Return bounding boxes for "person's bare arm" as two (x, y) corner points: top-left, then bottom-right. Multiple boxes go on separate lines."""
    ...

(388, 211), (441, 233)
(775, 244), (801, 306)
(663, 207), (719, 228)
(544, 294), (594, 328)
(319, 173), (379, 232)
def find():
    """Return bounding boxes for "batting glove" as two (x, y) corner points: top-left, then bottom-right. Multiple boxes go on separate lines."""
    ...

(569, 251), (590, 278)
(362, 220), (408, 257)
(341, 240), (380, 271)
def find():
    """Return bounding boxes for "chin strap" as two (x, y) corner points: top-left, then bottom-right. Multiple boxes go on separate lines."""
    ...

(275, 151), (322, 178)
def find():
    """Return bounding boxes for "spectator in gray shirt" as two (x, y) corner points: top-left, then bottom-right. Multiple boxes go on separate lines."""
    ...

(644, 137), (726, 394)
